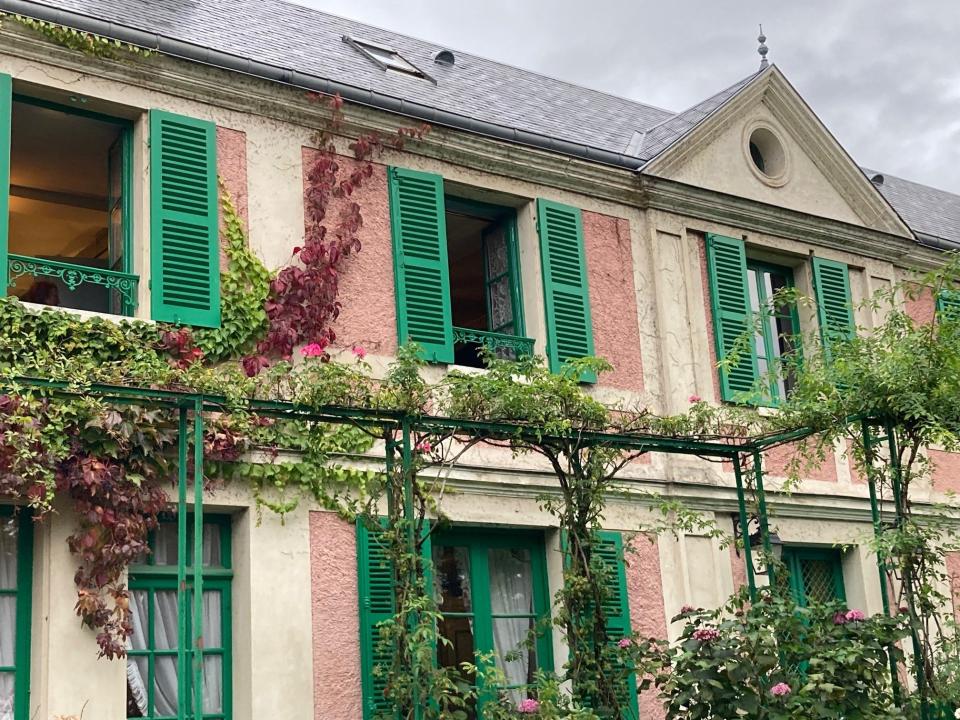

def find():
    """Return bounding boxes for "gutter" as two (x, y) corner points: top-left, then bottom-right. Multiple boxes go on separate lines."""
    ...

(0, 0), (647, 172)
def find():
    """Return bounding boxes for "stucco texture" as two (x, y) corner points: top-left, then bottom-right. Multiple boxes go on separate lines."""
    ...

(582, 211), (644, 392)
(625, 536), (667, 720)
(302, 150), (398, 354)
(310, 511), (363, 719)
(947, 552), (960, 623)
(217, 126), (249, 226)
(929, 449), (960, 494)
(904, 283), (936, 326)
(697, 237), (723, 403)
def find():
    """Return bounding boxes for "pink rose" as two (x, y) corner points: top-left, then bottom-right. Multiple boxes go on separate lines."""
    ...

(688, 395), (702, 403)
(518, 698), (540, 714)
(415, 440), (433, 454)
(770, 682), (791, 697)
(352, 345), (367, 360)
(845, 609), (865, 622)
(300, 342), (325, 357)
(618, 638), (632, 648)
(833, 611), (848, 625)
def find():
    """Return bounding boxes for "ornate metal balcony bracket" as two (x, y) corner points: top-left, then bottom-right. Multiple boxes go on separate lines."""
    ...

(8, 254), (139, 310)
(452, 326), (535, 358)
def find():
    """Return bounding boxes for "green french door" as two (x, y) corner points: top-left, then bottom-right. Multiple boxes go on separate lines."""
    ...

(782, 546), (845, 606)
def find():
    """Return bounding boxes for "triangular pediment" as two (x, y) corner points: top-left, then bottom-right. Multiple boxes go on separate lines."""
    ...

(642, 67), (910, 237)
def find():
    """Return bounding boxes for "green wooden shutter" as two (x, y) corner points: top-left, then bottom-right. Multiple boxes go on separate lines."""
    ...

(936, 290), (960, 322)
(388, 167), (454, 363)
(537, 199), (596, 383)
(357, 520), (397, 720)
(783, 547), (845, 607)
(705, 234), (758, 401)
(149, 110), (220, 327)
(594, 531), (639, 720)
(811, 257), (854, 356)
(0, 74), (11, 290)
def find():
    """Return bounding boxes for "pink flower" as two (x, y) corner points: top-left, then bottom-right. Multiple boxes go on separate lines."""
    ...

(680, 604), (696, 614)
(518, 698), (540, 714)
(691, 627), (720, 642)
(833, 611), (848, 625)
(845, 609), (865, 622)
(688, 395), (702, 403)
(415, 440), (433, 454)
(770, 682), (791, 697)
(352, 345), (367, 360)
(618, 638), (632, 648)
(300, 342), (325, 357)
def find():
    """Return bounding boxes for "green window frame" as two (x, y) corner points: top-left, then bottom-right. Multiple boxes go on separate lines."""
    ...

(782, 546), (846, 607)
(127, 515), (232, 720)
(0, 84), (138, 316)
(388, 167), (534, 364)
(936, 289), (960, 322)
(0, 507), (33, 720)
(746, 259), (800, 405)
(432, 529), (554, 715)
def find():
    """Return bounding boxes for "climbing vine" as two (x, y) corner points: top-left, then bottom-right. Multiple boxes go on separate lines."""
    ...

(2, 13), (155, 58)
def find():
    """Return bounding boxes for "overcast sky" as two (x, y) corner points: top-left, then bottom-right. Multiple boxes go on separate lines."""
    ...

(298, 0), (960, 193)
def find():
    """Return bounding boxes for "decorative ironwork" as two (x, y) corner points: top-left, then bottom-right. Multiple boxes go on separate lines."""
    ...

(452, 326), (534, 359)
(8, 254), (138, 310)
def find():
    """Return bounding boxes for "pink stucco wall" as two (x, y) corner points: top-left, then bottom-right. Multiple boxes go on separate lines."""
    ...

(310, 511), (363, 719)
(625, 536), (667, 720)
(301, 150), (398, 354)
(904, 283), (936, 326)
(762, 442), (837, 483)
(582, 211), (644, 392)
(730, 543), (748, 592)
(929, 449), (960, 494)
(217, 127), (248, 226)
(947, 552), (960, 623)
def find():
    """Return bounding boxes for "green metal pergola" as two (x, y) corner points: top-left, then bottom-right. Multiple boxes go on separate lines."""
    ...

(6, 375), (907, 718)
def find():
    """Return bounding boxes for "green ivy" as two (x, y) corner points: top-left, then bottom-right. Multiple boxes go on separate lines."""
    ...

(2, 13), (155, 58)
(194, 182), (271, 362)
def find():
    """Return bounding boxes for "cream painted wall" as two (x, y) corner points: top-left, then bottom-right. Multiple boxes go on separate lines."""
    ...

(664, 101), (865, 227)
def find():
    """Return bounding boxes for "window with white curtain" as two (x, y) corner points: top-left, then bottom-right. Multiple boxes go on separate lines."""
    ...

(0, 508), (31, 720)
(126, 515), (231, 720)
(432, 530), (552, 717)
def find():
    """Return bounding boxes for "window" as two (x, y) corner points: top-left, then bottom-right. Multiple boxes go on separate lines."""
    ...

(746, 261), (798, 403)
(7, 95), (135, 315)
(781, 547), (845, 607)
(0, 75), (223, 328)
(126, 516), (232, 720)
(388, 168), (596, 378)
(345, 37), (428, 79)
(432, 531), (553, 715)
(0, 508), (32, 720)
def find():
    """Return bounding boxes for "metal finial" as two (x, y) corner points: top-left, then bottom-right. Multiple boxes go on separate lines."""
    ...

(758, 24), (769, 70)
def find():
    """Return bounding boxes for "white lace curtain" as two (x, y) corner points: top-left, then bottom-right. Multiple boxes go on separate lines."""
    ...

(488, 548), (534, 704)
(0, 517), (17, 720)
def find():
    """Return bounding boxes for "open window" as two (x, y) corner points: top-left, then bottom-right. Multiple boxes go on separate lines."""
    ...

(746, 260), (799, 403)
(445, 197), (527, 368)
(6, 96), (134, 315)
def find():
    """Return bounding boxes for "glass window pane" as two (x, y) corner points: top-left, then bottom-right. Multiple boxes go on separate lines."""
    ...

(437, 614), (475, 679)
(202, 524), (221, 567)
(200, 591), (222, 649)
(126, 655), (149, 717)
(128, 590), (149, 652)
(0, 672), (13, 718)
(747, 269), (760, 312)
(492, 617), (537, 703)
(0, 517), (17, 590)
(153, 591), (179, 650)
(433, 546), (471, 613)
(202, 655), (223, 713)
(154, 656), (178, 717)
(153, 524), (178, 566)
(488, 277), (513, 332)
(487, 549), (533, 615)
(0, 597), (16, 666)
(485, 228), (508, 277)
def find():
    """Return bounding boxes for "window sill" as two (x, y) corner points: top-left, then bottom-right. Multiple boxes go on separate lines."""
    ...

(16, 300), (151, 325)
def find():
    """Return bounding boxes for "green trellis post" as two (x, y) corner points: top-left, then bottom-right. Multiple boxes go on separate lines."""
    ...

(732, 453), (758, 601)
(752, 450), (777, 590)
(192, 397), (205, 720)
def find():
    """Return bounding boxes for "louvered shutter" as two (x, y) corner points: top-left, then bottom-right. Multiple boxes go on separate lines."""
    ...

(357, 520), (397, 720)
(0, 74), (10, 289)
(594, 531), (639, 720)
(937, 290), (960, 323)
(811, 257), (854, 357)
(705, 234), (758, 402)
(537, 199), (596, 383)
(149, 110), (220, 327)
(388, 167), (454, 363)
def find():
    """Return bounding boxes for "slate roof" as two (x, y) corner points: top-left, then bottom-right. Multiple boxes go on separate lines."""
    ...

(862, 169), (960, 247)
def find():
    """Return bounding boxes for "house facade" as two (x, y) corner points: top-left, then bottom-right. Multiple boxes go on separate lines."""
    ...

(0, 1), (957, 718)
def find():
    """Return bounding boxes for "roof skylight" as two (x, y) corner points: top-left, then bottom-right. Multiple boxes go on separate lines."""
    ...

(344, 36), (432, 81)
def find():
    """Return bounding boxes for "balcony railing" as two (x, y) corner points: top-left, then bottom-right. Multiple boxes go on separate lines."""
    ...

(452, 326), (535, 359)
(8, 254), (139, 313)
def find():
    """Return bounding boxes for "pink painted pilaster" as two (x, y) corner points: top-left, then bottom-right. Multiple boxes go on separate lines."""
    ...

(310, 511), (363, 719)
(625, 536), (667, 720)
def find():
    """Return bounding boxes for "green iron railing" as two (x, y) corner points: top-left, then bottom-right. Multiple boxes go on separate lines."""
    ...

(452, 326), (535, 358)
(8, 254), (139, 312)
